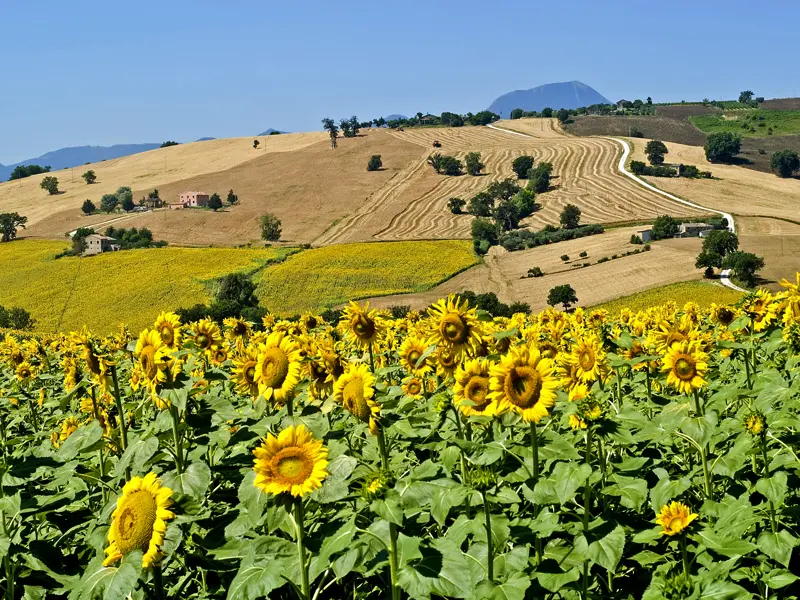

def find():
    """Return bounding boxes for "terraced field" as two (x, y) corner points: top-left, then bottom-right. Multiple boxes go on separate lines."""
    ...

(316, 119), (706, 244)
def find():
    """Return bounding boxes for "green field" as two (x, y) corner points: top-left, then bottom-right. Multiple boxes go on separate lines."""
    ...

(690, 109), (800, 137)
(255, 240), (479, 315)
(591, 281), (744, 314)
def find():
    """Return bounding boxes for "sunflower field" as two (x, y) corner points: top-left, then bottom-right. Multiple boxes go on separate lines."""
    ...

(1, 275), (800, 600)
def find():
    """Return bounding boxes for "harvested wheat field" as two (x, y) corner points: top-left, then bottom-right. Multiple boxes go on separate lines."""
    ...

(367, 226), (704, 312)
(318, 120), (707, 245)
(15, 130), (423, 245)
(735, 216), (800, 288)
(0, 133), (325, 234)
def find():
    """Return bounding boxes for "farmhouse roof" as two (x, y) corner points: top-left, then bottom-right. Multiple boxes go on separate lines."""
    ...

(680, 222), (712, 228)
(85, 234), (117, 241)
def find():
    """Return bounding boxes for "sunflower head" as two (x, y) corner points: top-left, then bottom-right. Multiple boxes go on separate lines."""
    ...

(662, 341), (709, 395)
(154, 312), (182, 349)
(468, 466), (496, 492)
(489, 347), (559, 423)
(333, 364), (381, 435)
(569, 335), (608, 383)
(426, 295), (483, 355)
(361, 470), (393, 501)
(135, 329), (170, 389)
(709, 304), (736, 327)
(402, 377), (425, 400)
(253, 424), (329, 497)
(453, 358), (497, 417)
(398, 336), (432, 376)
(190, 318), (222, 351)
(655, 501), (698, 536)
(342, 301), (384, 348)
(744, 412), (766, 436)
(104, 473), (175, 568)
(255, 332), (302, 404)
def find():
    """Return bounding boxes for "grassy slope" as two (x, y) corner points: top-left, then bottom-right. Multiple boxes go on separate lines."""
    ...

(255, 240), (478, 314)
(591, 281), (744, 313)
(690, 110), (800, 137)
(0, 240), (286, 333)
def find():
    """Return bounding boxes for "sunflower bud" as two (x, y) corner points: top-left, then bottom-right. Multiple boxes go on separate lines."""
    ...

(743, 412), (766, 436)
(468, 466), (496, 492)
(662, 570), (693, 600)
(432, 393), (451, 415)
(361, 469), (393, 501)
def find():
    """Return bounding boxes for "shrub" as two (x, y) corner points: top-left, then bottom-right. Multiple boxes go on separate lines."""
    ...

(630, 234), (643, 244)
(630, 127), (644, 138)
(512, 156), (534, 179)
(367, 155), (383, 171)
(705, 132), (741, 163)
(471, 218), (500, 255)
(499, 224), (604, 252)
(579, 251), (588, 257)
(560, 254), (570, 261)
(464, 152), (484, 176)
(260, 213), (282, 241)
(770, 150), (800, 178)
(447, 197), (466, 214)
(81, 199), (96, 215)
(597, 256), (610, 263)
(0, 305), (35, 330)
(644, 243), (651, 251)
(527, 267), (544, 278)
(680, 165), (701, 178)
(758, 148), (766, 155)
(82, 170), (97, 184)
(389, 305), (411, 319)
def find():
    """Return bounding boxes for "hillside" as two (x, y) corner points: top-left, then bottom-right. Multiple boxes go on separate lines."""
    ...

(487, 81), (610, 118)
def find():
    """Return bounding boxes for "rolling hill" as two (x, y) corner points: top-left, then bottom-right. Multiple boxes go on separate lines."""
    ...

(487, 81), (611, 118)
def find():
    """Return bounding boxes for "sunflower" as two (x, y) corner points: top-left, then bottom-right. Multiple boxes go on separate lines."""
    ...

(104, 473), (175, 568)
(252, 424), (328, 497)
(401, 377), (425, 400)
(341, 301), (385, 348)
(648, 320), (692, 354)
(743, 290), (778, 332)
(153, 312), (182, 349)
(744, 412), (766, 436)
(210, 345), (228, 365)
(15, 361), (35, 384)
(134, 329), (170, 390)
(52, 416), (81, 448)
(189, 318), (223, 352)
(62, 356), (81, 392)
(333, 364), (381, 435)
(398, 336), (432, 376)
(255, 332), (302, 403)
(779, 273), (800, 325)
(489, 347), (559, 423)
(435, 347), (461, 379)
(709, 303), (737, 327)
(453, 358), (498, 417)
(300, 312), (322, 331)
(361, 470), (392, 501)
(784, 321), (800, 353)
(662, 341), (708, 395)
(568, 335), (608, 383)
(655, 502), (698, 536)
(426, 295), (483, 355)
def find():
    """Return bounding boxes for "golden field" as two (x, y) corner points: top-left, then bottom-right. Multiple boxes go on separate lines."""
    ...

(0, 240), (286, 333)
(591, 280), (745, 313)
(255, 240), (479, 314)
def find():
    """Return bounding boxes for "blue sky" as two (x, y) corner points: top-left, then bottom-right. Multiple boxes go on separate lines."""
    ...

(2, 0), (799, 164)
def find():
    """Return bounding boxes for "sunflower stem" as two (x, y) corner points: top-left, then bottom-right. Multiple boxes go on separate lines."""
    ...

(153, 565), (165, 600)
(530, 422), (542, 563)
(700, 444), (712, 501)
(692, 389), (703, 417)
(645, 369), (652, 404)
(743, 349), (753, 389)
(582, 426), (593, 599)
(110, 365), (129, 454)
(614, 367), (623, 407)
(761, 436), (778, 533)
(170, 403), (184, 475)
(368, 341), (376, 374)
(90, 387), (107, 503)
(287, 395), (294, 417)
(293, 499), (311, 600)
(482, 491), (494, 582)
(376, 429), (400, 600)
(680, 534), (690, 578)
(452, 407), (471, 518)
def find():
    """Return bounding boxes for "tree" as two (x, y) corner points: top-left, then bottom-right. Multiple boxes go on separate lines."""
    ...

(646, 96), (652, 105)
(495, 199), (521, 231)
(527, 162), (552, 193)
(705, 132), (741, 163)
(738, 90), (754, 104)
(560, 204), (581, 229)
(441, 112), (464, 127)
(367, 155), (383, 171)
(253, 139), (260, 149)
(702, 230), (738, 258)
(723, 251), (764, 287)
(556, 109), (570, 124)
(547, 284), (578, 311)
(216, 273), (258, 307)
(427, 153), (444, 174)
(120, 195), (134, 212)
(0, 212), (27, 242)
(651, 215), (680, 239)
(440, 156), (463, 176)
(161, 141), (180, 148)
(541, 107), (554, 118)
(510, 108), (524, 120)
(464, 152), (484, 176)
(447, 197), (466, 214)
(645, 140), (669, 165)
(349, 116), (360, 137)
(511, 189), (538, 218)
(696, 250), (722, 272)
(471, 218), (500, 255)
(208, 193), (223, 211)
(82, 170), (96, 184)
(486, 179), (520, 201)
(227, 189), (239, 205)
(116, 186), (133, 207)
(9, 165), (50, 181)
(467, 111), (500, 126)
(0, 305), (34, 330)
(260, 213), (282, 241)
(770, 150), (800, 178)
(468, 192), (494, 217)
(322, 118), (339, 148)
(81, 199), (96, 214)
(100, 193), (118, 213)
(512, 155), (534, 179)
(71, 227), (96, 254)
(40, 176), (59, 195)
(339, 118), (353, 138)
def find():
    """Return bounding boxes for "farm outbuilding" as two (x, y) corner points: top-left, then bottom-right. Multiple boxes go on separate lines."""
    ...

(83, 234), (120, 256)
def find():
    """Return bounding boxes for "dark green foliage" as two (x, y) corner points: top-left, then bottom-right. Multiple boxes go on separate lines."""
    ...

(703, 230), (739, 257)
(547, 284), (578, 310)
(121, 196), (135, 212)
(447, 197), (466, 214)
(527, 162), (553, 193)
(0, 305), (35, 330)
(560, 254), (569, 261)
(467, 111), (500, 126)
(695, 250), (722, 270)
(440, 112), (464, 127)
(208, 193), (223, 211)
(103, 226), (164, 250)
(116, 186), (133, 207)
(556, 109), (570, 124)
(69, 227), (96, 254)
(527, 267), (544, 278)
(471, 218), (501, 255)
(541, 107), (553, 118)
(630, 127), (644, 138)
(40, 176), (59, 195)
(651, 215), (680, 240)
(486, 179), (521, 201)
(216, 272), (259, 307)
(253, 139), (260, 149)
(260, 213), (282, 241)
(464, 152), (484, 176)
(367, 155), (383, 171)
(511, 189), (538, 219)
(499, 224), (604, 252)
(453, 291), (528, 317)
(8, 164), (50, 181)
(321, 307), (343, 324)
(0, 212), (27, 242)
(630, 234), (643, 244)
(510, 108), (524, 120)
(705, 132), (741, 163)
(269, 131), (282, 135)
(81, 199), (96, 215)
(82, 170), (97, 184)
(630, 161), (677, 177)
(160, 141), (180, 148)
(468, 192), (494, 217)
(321, 118), (339, 148)
(495, 199), (521, 231)
(388, 305), (411, 319)
(427, 153), (444, 173)
(227, 189), (239, 205)
(770, 150), (800, 178)
(723, 251), (764, 287)
(440, 156), (463, 176)
(100, 194), (118, 213)
(738, 90), (754, 104)
(645, 140), (668, 165)
(560, 204), (581, 229)
(512, 155), (534, 179)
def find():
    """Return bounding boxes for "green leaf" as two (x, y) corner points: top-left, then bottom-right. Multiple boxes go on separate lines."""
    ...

(691, 528), (756, 558)
(227, 537), (296, 600)
(313, 480), (348, 504)
(602, 475), (647, 510)
(397, 538), (474, 599)
(755, 472), (787, 506)
(69, 552), (142, 600)
(698, 581), (751, 599)
(161, 461), (211, 499)
(536, 563), (581, 593)
(431, 485), (467, 526)
(372, 494), (404, 526)
(475, 572), (530, 600)
(588, 524), (625, 572)
(534, 462), (591, 505)
(650, 475), (691, 513)
(57, 421), (103, 461)
(115, 435), (158, 477)
(757, 530), (797, 568)
(762, 568), (799, 589)
(713, 435), (751, 478)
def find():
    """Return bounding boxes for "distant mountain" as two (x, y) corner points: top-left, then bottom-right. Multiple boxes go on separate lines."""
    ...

(196, 137), (216, 142)
(1, 143), (160, 181)
(487, 81), (611, 119)
(385, 114), (407, 121)
(257, 128), (286, 136)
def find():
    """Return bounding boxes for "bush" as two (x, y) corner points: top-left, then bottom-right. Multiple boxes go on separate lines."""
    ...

(527, 267), (544, 278)
(680, 165), (701, 178)
(579, 251), (588, 257)
(630, 234), (643, 244)
(512, 156), (534, 179)
(631, 160), (676, 177)
(651, 215), (680, 240)
(367, 155), (383, 171)
(0, 305), (35, 330)
(389, 305), (411, 319)
(260, 213), (282, 241)
(560, 254), (570, 261)
(447, 197), (466, 214)
(770, 150), (800, 178)
(560, 204), (581, 229)
(758, 148), (766, 155)
(527, 162), (553, 193)
(453, 291), (525, 317)
(82, 170), (97, 184)
(705, 132), (741, 163)
(471, 218), (500, 255)
(629, 128), (644, 138)
(597, 257), (610, 264)
(40, 176), (59, 195)
(499, 223), (604, 252)
(643, 243), (651, 251)
(81, 199), (96, 215)
(464, 152), (484, 176)
(440, 156), (463, 176)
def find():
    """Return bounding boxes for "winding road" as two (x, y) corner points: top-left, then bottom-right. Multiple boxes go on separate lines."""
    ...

(486, 124), (747, 293)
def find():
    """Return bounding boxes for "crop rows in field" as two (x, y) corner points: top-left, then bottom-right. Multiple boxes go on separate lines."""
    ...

(591, 280), (744, 313)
